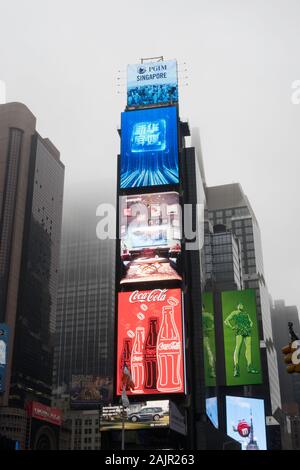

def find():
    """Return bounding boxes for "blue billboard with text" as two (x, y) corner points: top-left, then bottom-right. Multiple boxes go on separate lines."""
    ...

(0, 324), (9, 393)
(120, 106), (179, 189)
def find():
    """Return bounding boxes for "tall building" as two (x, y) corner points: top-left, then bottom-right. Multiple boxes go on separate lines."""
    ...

(52, 189), (115, 399)
(0, 102), (64, 409)
(271, 300), (300, 414)
(205, 182), (282, 448)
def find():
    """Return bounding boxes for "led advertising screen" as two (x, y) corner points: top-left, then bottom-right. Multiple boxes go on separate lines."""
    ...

(117, 288), (185, 396)
(127, 60), (178, 108)
(26, 401), (62, 427)
(222, 289), (262, 386)
(120, 192), (181, 285)
(202, 292), (216, 387)
(226, 396), (267, 450)
(70, 375), (113, 409)
(100, 400), (169, 431)
(0, 323), (9, 393)
(120, 106), (179, 189)
(206, 397), (219, 429)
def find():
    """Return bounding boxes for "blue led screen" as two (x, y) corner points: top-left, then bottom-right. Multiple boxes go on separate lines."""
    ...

(120, 106), (179, 188)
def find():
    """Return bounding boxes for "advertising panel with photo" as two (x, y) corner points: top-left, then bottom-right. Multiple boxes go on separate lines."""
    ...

(120, 192), (181, 285)
(226, 396), (267, 450)
(70, 375), (113, 409)
(0, 323), (9, 393)
(117, 289), (185, 396)
(127, 60), (178, 108)
(206, 397), (219, 429)
(120, 106), (179, 189)
(222, 289), (262, 386)
(100, 400), (169, 431)
(202, 292), (216, 387)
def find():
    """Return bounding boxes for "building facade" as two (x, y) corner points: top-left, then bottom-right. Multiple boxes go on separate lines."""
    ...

(52, 190), (115, 400)
(0, 102), (64, 409)
(204, 183), (282, 448)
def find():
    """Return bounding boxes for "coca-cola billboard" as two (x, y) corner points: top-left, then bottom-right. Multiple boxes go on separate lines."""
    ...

(117, 288), (185, 396)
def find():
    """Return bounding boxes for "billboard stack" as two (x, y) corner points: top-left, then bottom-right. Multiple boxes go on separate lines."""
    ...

(115, 59), (188, 408)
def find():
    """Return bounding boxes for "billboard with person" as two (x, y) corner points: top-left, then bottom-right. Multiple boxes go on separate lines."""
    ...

(222, 289), (262, 386)
(119, 192), (181, 285)
(202, 292), (216, 387)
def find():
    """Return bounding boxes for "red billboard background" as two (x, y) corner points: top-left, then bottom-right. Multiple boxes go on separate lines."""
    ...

(117, 288), (185, 396)
(27, 401), (62, 427)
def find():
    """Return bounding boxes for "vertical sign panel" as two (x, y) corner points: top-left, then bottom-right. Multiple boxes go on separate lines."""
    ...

(202, 292), (216, 387)
(222, 289), (262, 386)
(120, 106), (179, 189)
(117, 288), (185, 396)
(226, 396), (267, 450)
(0, 324), (9, 393)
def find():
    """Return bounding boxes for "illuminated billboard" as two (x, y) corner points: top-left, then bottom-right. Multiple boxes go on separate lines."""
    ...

(206, 397), (218, 429)
(222, 289), (262, 386)
(26, 401), (62, 427)
(127, 60), (178, 108)
(117, 289), (185, 396)
(202, 292), (216, 387)
(0, 324), (9, 393)
(120, 106), (179, 188)
(70, 375), (112, 409)
(226, 396), (267, 450)
(100, 400), (169, 431)
(120, 192), (181, 285)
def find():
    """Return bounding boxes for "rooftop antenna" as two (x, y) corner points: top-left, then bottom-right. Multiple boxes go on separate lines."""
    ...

(140, 56), (164, 63)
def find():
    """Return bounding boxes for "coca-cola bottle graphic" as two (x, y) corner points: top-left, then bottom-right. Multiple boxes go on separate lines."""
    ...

(144, 317), (158, 390)
(157, 304), (182, 393)
(119, 338), (132, 392)
(131, 327), (145, 394)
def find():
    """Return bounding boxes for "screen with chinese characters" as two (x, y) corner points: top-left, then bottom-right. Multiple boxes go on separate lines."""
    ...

(120, 106), (179, 189)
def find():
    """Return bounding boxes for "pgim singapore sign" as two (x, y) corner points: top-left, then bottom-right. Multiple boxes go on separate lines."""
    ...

(127, 59), (178, 108)
(117, 288), (185, 396)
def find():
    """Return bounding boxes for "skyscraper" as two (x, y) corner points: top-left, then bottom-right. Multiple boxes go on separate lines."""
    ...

(205, 182), (282, 448)
(0, 102), (64, 441)
(52, 189), (115, 398)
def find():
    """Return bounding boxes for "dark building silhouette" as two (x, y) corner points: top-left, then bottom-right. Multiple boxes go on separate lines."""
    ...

(0, 102), (64, 447)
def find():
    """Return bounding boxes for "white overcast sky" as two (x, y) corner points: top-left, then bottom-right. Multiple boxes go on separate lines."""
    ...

(1, 0), (299, 312)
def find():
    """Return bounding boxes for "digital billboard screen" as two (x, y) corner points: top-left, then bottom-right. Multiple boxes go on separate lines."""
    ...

(127, 60), (178, 108)
(222, 289), (262, 386)
(206, 397), (218, 429)
(202, 292), (216, 387)
(226, 396), (267, 450)
(70, 375), (113, 409)
(100, 400), (169, 431)
(117, 289), (185, 396)
(0, 323), (9, 393)
(120, 106), (179, 189)
(120, 192), (181, 285)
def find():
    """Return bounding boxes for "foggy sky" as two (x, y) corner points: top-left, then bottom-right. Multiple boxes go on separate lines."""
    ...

(1, 0), (299, 311)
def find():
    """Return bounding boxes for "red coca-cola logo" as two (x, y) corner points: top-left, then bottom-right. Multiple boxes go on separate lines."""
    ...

(131, 354), (143, 362)
(144, 349), (156, 356)
(129, 289), (167, 304)
(158, 341), (181, 351)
